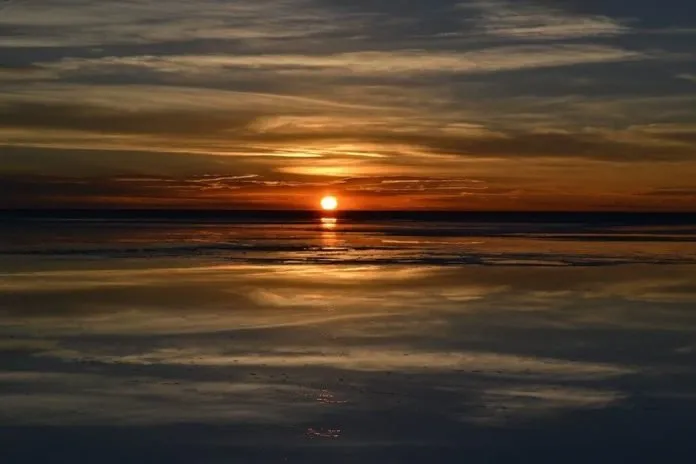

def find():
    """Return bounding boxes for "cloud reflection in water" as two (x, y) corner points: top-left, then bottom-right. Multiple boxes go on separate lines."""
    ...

(1, 257), (695, 461)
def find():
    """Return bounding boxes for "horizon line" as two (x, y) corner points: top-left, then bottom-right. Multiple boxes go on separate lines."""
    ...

(1, 208), (695, 214)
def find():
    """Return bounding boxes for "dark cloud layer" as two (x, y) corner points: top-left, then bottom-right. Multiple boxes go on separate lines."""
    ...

(0, 102), (261, 136)
(3, 101), (695, 162)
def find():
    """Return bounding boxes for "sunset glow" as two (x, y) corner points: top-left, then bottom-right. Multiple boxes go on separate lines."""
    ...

(1, 0), (695, 212)
(320, 195), (338, 211)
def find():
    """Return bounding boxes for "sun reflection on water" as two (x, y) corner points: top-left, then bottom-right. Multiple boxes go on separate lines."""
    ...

(320, 217), (338, 230)
(320, 217), (339, 248)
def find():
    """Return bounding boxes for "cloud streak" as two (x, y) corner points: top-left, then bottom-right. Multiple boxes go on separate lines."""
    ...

(46, 45), (648, 77)
(459, 0), (629, 40)
(0, 0), (347, 47)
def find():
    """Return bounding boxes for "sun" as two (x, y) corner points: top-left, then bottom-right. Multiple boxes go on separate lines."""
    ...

(320, 195), (338, 211)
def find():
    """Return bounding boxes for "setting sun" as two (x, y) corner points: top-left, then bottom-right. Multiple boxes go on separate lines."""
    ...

(320, 195), (338, 211)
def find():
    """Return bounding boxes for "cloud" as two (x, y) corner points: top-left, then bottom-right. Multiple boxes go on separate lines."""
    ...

(353, 129), (696, 162)
(0, 172), (330, 209)
(627, 123), (696, 145)
(0, 101), (261, 136)
(3, 97), (696, 170)
(0, 65), (55, 82)
(0, 83), (382, 113)
(48, 45), (648, 78)
(0, 0), (347, 47)
(677, 73), (696, 83)
(0, 145), (278, 178)
(646, 27), (696, 36)
(458, 0), (628, 40)
(642, 188), (696, 197)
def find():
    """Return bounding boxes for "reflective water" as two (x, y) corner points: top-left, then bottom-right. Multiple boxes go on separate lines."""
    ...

(1, 214), (695, 462)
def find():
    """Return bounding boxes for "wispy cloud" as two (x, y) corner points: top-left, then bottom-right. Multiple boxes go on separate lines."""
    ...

(0, 0), (348, 47)
(3, 96), (696, 159)
(677, 73), (696, 83)
(48, 45), (647, 78)
(458, 0), (628, 40)
(0, 65), (55, 82)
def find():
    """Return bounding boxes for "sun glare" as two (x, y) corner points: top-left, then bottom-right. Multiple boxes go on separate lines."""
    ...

(320, 195), (338, 211)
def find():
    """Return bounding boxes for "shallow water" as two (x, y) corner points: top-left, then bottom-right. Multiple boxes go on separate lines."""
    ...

(1, 213), (695, 462)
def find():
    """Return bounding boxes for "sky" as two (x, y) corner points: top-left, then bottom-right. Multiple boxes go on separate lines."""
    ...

(1, 0), (696, 210)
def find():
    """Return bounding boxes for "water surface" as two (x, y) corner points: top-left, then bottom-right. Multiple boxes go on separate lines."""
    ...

(1, 212), (695, 462)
